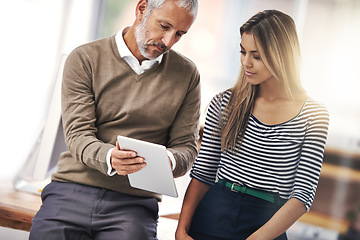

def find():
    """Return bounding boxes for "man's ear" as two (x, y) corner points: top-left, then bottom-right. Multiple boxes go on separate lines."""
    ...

(135, 0), (148, 22)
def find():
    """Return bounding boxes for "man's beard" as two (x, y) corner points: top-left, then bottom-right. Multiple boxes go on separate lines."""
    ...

(134, 14), (168, 60)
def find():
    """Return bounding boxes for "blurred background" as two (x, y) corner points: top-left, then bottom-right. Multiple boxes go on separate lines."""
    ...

(0, 0), (359, 239)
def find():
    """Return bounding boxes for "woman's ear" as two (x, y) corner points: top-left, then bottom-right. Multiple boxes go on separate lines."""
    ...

(135, 0), (148, 22)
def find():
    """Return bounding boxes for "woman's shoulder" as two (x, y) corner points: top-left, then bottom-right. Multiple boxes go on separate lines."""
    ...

(205, 89), (232, 117)
(301, 98), (330, 120)
(303, 98), (328, 112)
(211, 89), (232, 104)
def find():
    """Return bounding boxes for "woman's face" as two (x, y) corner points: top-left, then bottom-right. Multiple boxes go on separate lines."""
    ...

(240, 32), (275, 85)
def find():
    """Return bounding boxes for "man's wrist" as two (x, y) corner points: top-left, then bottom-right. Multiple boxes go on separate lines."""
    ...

(106, 147), (117, 176)
(167, 150), (176, 170)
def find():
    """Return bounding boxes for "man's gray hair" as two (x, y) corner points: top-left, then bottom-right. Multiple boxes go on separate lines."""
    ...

(147, 0), (198, 19)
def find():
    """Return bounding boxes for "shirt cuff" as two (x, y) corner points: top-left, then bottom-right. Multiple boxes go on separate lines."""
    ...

(167, 150), (176, 170)
(106, 147), (117, 176)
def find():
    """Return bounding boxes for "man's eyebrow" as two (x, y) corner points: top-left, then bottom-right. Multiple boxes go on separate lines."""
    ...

(164, 21), (187, 35)
(178, 30), (187, 35)
(240, 43), (258, 53)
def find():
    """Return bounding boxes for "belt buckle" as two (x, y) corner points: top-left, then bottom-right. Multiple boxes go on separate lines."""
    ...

(231, 183), (241, 193)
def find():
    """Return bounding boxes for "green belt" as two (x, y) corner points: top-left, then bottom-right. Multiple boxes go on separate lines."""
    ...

(218, 180), (284, 206)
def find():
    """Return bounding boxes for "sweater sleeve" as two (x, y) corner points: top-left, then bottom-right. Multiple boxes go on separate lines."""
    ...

(61, 48), (113, 175)
(167, 67), (201, 178)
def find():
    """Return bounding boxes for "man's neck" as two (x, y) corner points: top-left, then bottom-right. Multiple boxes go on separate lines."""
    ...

(123, 26), (147, 64)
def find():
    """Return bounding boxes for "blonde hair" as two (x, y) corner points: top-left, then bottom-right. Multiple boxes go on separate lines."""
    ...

(220, 10), (306, 152)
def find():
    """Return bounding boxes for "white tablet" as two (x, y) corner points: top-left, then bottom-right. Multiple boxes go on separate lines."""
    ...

(117, 135), (178, 198)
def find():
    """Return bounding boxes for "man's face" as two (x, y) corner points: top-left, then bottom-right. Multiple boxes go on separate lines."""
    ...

(135, 0), (194, 60)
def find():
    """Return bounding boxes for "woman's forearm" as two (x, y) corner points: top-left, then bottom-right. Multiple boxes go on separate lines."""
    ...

(175, 179), (210, 238)
(247, 198), (307, 240)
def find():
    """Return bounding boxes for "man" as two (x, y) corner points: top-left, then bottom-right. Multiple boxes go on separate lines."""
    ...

(29, 0), (200, 239)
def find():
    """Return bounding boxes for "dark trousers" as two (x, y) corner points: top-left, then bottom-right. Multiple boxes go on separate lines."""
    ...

(29, 181), (159, 240)
(188, 180), (288, 240)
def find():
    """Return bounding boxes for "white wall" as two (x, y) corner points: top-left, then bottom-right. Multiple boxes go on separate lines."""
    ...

(0, 227), (29, 240)
(0, 0), (98, 238)
(0, 0), (97, 182)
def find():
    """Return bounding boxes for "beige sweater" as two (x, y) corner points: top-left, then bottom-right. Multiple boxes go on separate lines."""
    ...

(52, 36), (201, 200)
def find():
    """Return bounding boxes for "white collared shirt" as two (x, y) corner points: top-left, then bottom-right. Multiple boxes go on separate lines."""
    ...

(115, 27), (163, 75)
(106, 28), (176, 176)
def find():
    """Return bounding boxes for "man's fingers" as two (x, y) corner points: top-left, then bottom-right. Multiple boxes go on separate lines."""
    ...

(114, 141), (138, 158)
(115, 162), (147, 176)
(112, 156), (145, 166)
(110, 145), (147, 175)
(118, 150), (137, 159)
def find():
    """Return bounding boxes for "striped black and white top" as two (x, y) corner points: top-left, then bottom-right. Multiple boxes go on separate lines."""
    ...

(190, 90), (329, 211)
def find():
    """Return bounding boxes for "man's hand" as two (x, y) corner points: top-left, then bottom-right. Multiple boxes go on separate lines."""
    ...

(110, 141), (146, 175)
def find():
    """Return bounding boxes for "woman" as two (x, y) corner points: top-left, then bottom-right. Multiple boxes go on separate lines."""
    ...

(175, 10), (329, 240)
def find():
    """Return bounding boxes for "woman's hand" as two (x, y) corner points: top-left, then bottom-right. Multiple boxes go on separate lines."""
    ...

(175, 229), (194, 240)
